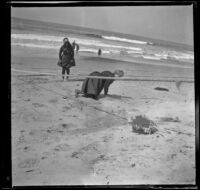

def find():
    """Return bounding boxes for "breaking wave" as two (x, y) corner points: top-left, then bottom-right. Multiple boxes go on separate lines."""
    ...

(102, 35), (148, 44)
(11, 33), (143, 52)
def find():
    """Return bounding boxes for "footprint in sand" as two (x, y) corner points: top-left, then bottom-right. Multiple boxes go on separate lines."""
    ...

(32, 103), (46, 107)
(90, 155), (108, 165)
(53, 143), (70, 152)
(48, 98), (58, 104)
(24, 98), (31, 102)
(29, 129), (49, 143)
(61, 123), (68, 128)
(16, 145), (34, 152)
(179, 149), (187, 155)
(102, 136), (112, 142)
(183, 145), (193, 149)
(71, 151), (82, 158)
(17, 133), (26, 145)
(18, 158), (39, 168)
(143, 174), (150, 179)
(62, 106), (71, 111)
(158, 116), (181, 123)
(58, 123), (75, 130)
(42, 151), (58, 158)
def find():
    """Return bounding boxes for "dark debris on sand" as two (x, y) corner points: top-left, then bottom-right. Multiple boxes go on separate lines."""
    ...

(154, 87), (169, 91)
(129, 115), (158, 135)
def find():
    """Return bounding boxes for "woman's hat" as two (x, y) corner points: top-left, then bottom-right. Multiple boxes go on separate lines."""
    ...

(63, 37), (69, 42)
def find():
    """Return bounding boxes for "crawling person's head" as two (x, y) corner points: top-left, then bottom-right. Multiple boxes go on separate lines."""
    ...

(114, 70), (124, 77)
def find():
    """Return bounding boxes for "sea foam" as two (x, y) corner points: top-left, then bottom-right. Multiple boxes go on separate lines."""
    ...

(102, 35), (147, 44)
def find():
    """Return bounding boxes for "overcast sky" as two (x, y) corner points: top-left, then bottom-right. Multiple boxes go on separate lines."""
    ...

(11, 6), (194, 46)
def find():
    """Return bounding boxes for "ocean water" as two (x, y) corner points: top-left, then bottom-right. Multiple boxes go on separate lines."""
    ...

(11, 17), (194, 66)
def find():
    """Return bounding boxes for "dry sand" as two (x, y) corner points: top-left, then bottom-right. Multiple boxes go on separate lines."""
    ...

(11, 46), (195, 185)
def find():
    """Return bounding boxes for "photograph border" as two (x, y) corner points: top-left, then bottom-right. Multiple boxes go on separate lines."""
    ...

(2, 1), (199, 189)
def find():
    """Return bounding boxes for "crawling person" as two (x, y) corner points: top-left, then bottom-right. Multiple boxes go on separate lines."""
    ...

(75, 70), (124, 100)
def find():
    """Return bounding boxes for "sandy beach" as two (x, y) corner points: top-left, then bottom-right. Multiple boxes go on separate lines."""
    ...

(11, 44), (195, 185)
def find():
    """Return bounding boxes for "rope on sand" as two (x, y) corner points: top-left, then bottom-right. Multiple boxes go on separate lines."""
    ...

(11, 68), (194, 83)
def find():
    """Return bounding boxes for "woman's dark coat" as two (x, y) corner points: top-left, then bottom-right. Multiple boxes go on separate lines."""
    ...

(59, 42), (75, 68)
(81, 71), (115, 97)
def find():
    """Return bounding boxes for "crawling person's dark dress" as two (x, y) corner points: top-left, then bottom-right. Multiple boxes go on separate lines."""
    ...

(75, 70), (124, 100)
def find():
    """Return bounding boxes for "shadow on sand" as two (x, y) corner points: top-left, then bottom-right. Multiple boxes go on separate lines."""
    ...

(98, 94), (132, 100)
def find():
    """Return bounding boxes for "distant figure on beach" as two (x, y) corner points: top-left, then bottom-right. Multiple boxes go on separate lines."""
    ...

(58, 37), (75, 81)
(76, 43), (79, 54)
(98, 49), (102, 56)
(75, 70), (124, 100)
(72, 41), (76, 51)
(72, 40), (79, 54)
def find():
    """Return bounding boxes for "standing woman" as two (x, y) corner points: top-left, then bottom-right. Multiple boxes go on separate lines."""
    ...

(59, 37), (75, 81)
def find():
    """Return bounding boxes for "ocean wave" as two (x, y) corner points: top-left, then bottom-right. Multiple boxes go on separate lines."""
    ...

(167, 52), (194, 60)
(102, 35), (147, 44)
(11, 33), (62, 42)
(11, 42), (59, 49)
(142, 55), (161, 60)
(11, 33), (143, 52)
(154, 51), (194, 61)
(79, 48), (98, 53)
(154, 53), (168, 60)
(11, 43), (118, 55)
(127, 50), (143, 54)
